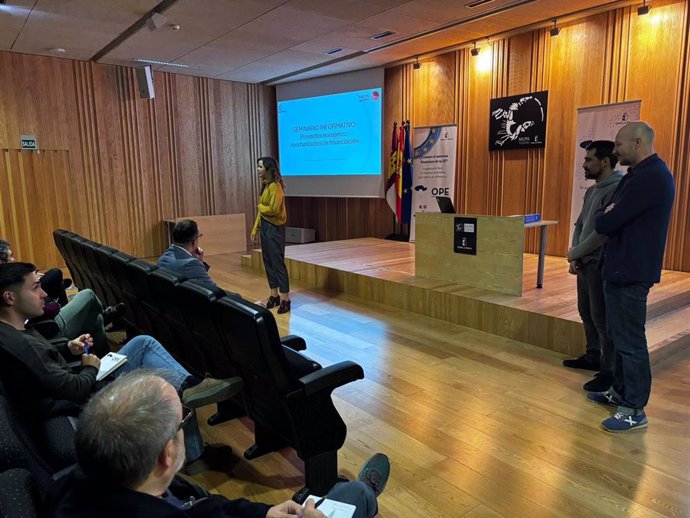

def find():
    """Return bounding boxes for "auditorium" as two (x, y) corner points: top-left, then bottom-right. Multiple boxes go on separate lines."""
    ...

(1, 0), (689, 516)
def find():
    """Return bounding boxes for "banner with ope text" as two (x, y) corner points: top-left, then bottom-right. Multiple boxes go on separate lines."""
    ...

(569, 101), (641, 244)
(410, 125), (457, 242)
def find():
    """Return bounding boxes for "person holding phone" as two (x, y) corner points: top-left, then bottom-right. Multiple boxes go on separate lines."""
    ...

(251, 157), (291, 314)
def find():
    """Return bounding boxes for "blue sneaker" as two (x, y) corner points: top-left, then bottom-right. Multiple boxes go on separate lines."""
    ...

(586, 390), (621, 407)
(601, 411), (648, 432)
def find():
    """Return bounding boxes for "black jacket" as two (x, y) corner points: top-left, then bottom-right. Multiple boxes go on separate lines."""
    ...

(0, 322), (97, 418)
(48, 472), (271, 518)
(595, 154), (675, 284)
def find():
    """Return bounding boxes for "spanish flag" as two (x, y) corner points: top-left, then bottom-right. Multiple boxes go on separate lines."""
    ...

(385, 122), (404, 222)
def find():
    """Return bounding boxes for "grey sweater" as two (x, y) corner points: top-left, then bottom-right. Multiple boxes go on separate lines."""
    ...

(570, 171), (622, 264)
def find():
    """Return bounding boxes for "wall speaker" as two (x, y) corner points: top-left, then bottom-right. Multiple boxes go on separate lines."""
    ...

(135, 66), (155, 99)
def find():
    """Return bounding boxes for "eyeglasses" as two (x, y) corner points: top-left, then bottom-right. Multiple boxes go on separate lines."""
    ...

(178, 404), (194, 431)
(193, 233), (203, 240)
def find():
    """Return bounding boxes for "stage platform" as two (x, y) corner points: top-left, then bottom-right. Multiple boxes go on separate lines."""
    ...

(242, 238), (690, 365)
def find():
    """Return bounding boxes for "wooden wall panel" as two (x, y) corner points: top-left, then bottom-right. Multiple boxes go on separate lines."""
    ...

(385, 0), (690, 270)
(284, 197), (394, 242)
(412, 53), (456, 127)
(0, 51), (276, 266)
(0, 150), (75, 269)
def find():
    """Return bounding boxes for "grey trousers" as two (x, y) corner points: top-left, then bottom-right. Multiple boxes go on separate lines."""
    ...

(577, 261), (614, 376)
(55, 289), (108, 357)
(260, 220), (290, 293)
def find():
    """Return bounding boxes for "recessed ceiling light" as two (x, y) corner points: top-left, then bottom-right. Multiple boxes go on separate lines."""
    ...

(370, 31), (395, 40)
(133, 58), (199, 69)
(50, 47), (66, 54)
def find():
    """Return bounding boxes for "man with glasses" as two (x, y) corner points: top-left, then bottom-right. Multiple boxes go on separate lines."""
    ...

(158, 219), (221, 291)
(49, 371), (390, 518)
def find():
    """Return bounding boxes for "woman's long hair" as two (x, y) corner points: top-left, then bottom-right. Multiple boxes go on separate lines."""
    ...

(258, 157), (285, 190)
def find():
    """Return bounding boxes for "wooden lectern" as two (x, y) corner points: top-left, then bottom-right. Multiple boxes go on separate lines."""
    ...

(415, 213), (557, 296)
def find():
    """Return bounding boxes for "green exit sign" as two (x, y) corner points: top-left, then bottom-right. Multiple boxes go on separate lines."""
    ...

(20, 135), (38, 150)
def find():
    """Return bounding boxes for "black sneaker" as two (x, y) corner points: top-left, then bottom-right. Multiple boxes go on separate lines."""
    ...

(562, 354), (599, 371)
(583, 373), (613, 392)
(103, 303), (126, 326)
(357, 453), (390, 497)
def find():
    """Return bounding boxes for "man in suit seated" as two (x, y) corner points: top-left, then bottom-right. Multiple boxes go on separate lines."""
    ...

(48, 371), (390, 518)
(0, 262), (241, 472)
(158, 219), (220, 291)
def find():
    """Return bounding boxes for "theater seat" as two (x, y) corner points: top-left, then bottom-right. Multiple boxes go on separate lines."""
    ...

(213, 296), (364, 496)
(0, 469), (41, 518)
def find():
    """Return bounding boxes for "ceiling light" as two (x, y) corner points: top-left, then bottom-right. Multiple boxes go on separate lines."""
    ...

(470, 42), (480, 57)
(133, 58), (199, 69)
(413, 57), (421, 70)
(170, 24), (180, 31)
(549, 19), (560, 37)
(324, 48), (343, 55)
(637, 1), (650, 15)
(145, 12), (167, 31)
(370, 31), (395, 40)
(50, 47), (66, 54)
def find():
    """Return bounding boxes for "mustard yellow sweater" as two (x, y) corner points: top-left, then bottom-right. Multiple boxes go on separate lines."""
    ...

(252, 181), (286, 235)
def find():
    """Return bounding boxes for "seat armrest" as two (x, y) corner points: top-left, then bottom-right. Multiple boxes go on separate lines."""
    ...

(281, 334), (307, 351)
(298, 361), (364, 397)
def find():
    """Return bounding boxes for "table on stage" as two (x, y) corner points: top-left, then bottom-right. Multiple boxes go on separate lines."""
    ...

(526, 220), (558, 289)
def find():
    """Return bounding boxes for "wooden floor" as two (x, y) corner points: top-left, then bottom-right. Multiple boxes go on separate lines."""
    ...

(242, 238), (690, 363)
(187, 251), (690, 518)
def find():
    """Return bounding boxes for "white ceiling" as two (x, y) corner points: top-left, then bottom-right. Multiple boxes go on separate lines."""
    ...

(0, 0), (635, 84)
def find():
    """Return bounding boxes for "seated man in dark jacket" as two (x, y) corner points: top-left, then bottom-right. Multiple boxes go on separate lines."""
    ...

(48, 371), (389, 518)
(158, 220), (221, 291)
(0, 238), (122, 356)
(0, 262), (241, 468)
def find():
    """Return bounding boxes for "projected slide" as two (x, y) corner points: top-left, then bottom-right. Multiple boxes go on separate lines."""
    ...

(277, 88), (382, 176)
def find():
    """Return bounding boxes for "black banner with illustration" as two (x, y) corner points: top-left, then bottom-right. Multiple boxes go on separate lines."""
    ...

(489, 91), (548, 150)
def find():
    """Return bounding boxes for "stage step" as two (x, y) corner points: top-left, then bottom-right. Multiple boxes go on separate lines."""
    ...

(242, 241), (690, 367)
(647, 303), (690, 366)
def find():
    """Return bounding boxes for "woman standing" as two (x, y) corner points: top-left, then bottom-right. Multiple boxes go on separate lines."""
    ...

(251, 157), (291, 314)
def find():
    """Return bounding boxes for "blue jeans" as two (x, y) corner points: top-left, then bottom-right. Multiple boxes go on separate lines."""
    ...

(604, 281), (652, 411)
(326, 481), (378, 518)
(110, 335), (204, 461)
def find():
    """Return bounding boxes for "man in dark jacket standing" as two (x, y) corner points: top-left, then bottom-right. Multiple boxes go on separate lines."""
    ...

(588, 122), (675, 432)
